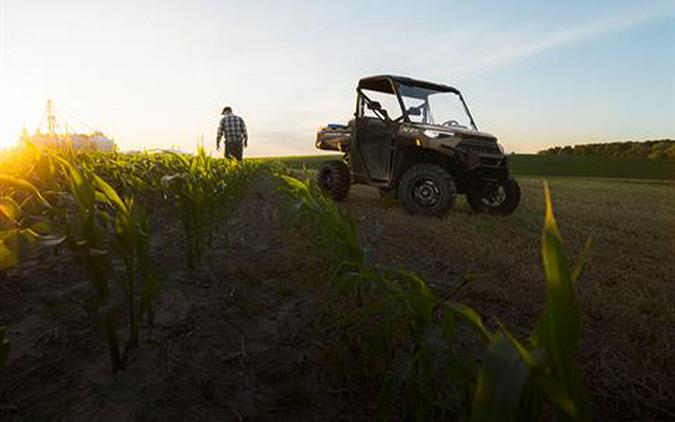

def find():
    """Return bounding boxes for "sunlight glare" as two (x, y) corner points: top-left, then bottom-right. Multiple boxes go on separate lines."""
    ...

(0, 95), (41, 150)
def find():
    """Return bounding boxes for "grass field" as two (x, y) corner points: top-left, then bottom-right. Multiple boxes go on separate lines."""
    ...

(332, 176), (675, 418)
(260, 153), (675, 180)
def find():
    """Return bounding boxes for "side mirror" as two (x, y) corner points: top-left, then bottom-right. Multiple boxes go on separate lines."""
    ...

(367, 101), (382, 111)
(407, 107), (422, 117)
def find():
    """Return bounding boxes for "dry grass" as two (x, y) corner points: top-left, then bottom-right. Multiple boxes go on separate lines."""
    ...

(338, 176), (675, 419)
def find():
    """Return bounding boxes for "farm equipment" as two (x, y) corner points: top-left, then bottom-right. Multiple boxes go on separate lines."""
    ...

(315, 75), (520, 216)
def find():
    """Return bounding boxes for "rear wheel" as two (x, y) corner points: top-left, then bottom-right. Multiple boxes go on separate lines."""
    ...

(467, 178), (521, 215)
(398, 163), (456, 216)
(317, 160), (350, 200)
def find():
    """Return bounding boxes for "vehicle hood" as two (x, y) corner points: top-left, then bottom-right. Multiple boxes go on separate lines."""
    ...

(414, 124), (498, 142)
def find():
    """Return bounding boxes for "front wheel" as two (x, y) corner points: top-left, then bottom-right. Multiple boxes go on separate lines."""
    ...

(467, 178), (521, 215)
(398, 163), (457, 217)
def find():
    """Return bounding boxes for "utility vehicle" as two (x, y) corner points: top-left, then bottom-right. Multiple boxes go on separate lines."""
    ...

(315, 75), (520, 216)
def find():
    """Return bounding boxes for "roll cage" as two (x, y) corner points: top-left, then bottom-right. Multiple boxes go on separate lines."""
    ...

(355, 75), (478, 130)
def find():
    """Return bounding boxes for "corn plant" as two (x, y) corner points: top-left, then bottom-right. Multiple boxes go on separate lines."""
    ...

(0, 166), (66, 372)
(94, 174), (159, 354)
(54, 155), (122, 370)
(162, 147), (256, 268)
(278, 175), (368, 308)
(54, 154), (161, 371)
(469, 183), (592, 422)
(280, 174), (592, 421)
(0, 175), (64, 269)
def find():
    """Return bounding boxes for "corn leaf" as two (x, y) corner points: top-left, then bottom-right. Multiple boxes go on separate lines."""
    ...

(93, 174), (128, 214)
(0, 197), (23, 223)
(471, 332), (531, 422)
(0, 240), (17, 270)
(572, 237), (593, 283)
(0, 175), (52, 209)
(445, 302), (492, 342)
(531, 182), (589, 420)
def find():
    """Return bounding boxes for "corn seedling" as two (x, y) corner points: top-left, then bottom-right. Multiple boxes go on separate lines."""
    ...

(0, 146), (259, 374)
(55, 154), (164, 370)
(280, 173), (592, 421)
(0, 163), (65, 373)
(162, 147), (256, 268)
(96, 176), (158, 354)
(55, 155), (122, 370)
(0, 174), (64, 270)
(469, 183), (592, 422)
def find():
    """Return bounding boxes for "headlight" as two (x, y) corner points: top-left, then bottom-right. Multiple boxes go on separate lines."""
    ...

(423, 129), (454, 138)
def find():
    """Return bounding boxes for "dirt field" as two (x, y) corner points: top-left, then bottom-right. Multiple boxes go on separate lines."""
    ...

(0, 172), (673, 420)
(0, 173), (363, 421)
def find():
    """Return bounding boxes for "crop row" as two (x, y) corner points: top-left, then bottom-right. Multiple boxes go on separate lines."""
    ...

(280, 174), (592, 421)
(0, 144), (258, 371)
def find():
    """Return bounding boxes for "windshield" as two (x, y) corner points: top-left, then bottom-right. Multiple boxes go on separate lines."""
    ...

(398, 84), (476, 130)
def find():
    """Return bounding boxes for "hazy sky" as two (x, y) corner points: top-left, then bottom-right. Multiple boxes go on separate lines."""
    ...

(0, 0), (673, 156)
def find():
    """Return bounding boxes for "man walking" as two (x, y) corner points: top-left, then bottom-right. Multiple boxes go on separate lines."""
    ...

(216, 106), (248, 161)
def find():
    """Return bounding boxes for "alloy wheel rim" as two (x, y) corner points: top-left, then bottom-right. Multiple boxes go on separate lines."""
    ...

(482, 185), (506, 207)
(412, 178), (441, 207)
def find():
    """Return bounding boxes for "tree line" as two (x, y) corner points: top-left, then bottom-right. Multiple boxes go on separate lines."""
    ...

(538, 139), (675, 160)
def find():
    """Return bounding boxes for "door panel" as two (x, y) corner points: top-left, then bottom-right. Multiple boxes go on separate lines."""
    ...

(355, 118), (393, 181)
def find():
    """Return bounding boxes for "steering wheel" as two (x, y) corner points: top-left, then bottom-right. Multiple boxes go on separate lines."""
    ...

(442, 119), (460, 127)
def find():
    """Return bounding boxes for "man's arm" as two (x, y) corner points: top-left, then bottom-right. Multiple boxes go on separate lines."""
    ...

(240, 117), (248, 147)
(216, 118), (224, 149)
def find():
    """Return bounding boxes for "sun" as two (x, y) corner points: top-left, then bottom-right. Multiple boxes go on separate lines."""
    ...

(0, 96), (38, 149)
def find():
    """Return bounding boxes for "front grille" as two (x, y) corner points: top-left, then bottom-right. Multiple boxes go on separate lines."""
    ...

(458, 139), (501, 156)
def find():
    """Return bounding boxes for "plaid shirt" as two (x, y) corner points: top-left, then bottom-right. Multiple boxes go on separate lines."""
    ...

(217, 112), (248, 147)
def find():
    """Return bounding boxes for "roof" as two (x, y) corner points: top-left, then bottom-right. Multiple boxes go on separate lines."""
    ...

(358, 75), (460, 95)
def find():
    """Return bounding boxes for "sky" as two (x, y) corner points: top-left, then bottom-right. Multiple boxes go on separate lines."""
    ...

(0, 0), (673, 156)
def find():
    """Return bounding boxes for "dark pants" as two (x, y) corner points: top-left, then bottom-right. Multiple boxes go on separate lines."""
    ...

(225, 142), (243, 161)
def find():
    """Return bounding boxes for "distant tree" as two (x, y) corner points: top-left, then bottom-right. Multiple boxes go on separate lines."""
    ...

(665, 145), (675, 160)
(538, 139), (675, 160)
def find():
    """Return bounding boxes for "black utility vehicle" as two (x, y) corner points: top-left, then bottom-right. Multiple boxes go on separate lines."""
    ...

(315, 75), (520, 216)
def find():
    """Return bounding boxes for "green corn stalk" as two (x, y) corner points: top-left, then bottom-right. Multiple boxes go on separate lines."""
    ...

(0, 174), (64, 270)
(279, 175), (364, 270)
(0, 148), (172, 373)
(0, 161), (67, 372)
(53, 155), (122, 371)
(58, 154), (162, 366)
(368, 269), (479, 421)
(279, 172), (592, 421)
(470, 182), (591, 422)
(279, 174), (478, 418)
(54, 156), (111, 300)
(94, 175), (142, 351)
(162, 146), (256, 268)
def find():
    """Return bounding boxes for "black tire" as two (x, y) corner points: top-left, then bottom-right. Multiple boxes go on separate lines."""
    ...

(467, 178), (521, 215)
(398, 163), (456, 216)
(317, 160), (350, 200)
